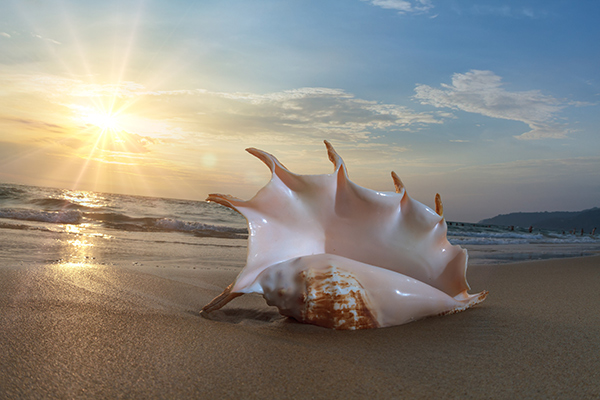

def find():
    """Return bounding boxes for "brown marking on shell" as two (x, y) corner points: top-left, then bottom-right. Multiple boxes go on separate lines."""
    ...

(391, 171), (404, 194)
(435, 193), (443, 217)
(324, 140), (345, 171)
(300, 267), (379, 330)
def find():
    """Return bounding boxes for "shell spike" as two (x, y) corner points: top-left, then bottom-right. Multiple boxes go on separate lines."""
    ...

(206, 193), (245, 212)
(246, 147), (287, 172)
(247, 147), (302, 190)
(324, 140), (345, 172)
(391, 171), (405, 194)
(200, 283), (244, 314)
(435, 193), (443, 217)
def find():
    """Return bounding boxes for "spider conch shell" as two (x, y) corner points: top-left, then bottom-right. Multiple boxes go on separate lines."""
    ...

(202, 141), (487, 329)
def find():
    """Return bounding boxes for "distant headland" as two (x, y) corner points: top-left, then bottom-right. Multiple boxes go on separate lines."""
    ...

(478, 207), (600, 233)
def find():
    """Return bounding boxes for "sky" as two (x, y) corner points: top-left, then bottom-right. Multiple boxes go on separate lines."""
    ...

(0, 0), (598, 222)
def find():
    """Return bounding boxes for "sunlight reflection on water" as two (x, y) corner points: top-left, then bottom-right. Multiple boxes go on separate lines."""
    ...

(55, 223), (106, 266)
(58, 189), (108, 209)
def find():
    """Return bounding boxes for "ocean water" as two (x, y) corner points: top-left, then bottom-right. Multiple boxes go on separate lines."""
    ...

(1, 183), (598, 266)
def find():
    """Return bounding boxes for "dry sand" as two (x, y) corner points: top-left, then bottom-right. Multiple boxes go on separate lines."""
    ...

(1, 255), (599, 399)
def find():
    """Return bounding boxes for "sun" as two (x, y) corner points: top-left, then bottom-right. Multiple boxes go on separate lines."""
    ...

(81, 109), (123, 132)
(70, 104), (131, 158)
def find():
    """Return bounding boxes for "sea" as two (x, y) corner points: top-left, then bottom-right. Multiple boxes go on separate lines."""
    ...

(1, 183), (599, 268)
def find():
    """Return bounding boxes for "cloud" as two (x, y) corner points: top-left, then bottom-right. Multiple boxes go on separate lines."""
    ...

(0, 71), (446, 154)
(0, 74), (144, 99)
(32, 33), (62, 45)
(0, 32), (11, 38)
(469, 5), (546, 19)
(1, 117), (66, 133)
(10, 73), (441, 142)
(196, 87), (442, 140)
(414, 70), (570, 139)
(363, 0), (433, 14)
(101, 131), (157, 154)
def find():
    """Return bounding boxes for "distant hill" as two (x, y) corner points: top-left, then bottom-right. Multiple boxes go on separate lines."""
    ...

(478, 207), (600, 232)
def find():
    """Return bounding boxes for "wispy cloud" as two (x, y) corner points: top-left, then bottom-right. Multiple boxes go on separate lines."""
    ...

(192, 86), (442, 141)
(414, 70), (570, 139)
(362, 0), (433, 14)
(1, 72), (442, 143)
(469, 5), (546, 19)
(32, 33), (62, 45)
(363, 1), (544, 18)
(0, 32), (11, 38)
(99, 131), (157, 154)
(1, 117), (66, 134)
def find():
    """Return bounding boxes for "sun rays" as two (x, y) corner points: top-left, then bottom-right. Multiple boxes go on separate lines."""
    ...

(8, 0), (170, 196)
(70, 101), (132, 155)
(51, 80), (165, 196)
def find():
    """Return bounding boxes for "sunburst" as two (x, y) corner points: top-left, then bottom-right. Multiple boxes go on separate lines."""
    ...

(79, 108), (124, 133)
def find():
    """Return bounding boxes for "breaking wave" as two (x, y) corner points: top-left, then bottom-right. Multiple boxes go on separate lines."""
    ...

(0, 209), (83, 224)
(0, 208), (247, 239)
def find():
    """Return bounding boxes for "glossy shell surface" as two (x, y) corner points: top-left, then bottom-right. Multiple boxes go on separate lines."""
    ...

(202, 141), (487, 329)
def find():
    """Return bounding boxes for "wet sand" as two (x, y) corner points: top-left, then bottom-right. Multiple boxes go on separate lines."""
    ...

(1, 255), (599, 399)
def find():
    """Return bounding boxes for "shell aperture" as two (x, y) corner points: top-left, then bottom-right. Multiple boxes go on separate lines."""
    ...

(202, 141), (487, 329)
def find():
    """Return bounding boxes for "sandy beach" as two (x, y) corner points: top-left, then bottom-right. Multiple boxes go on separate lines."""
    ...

(1, 252), (599, 399)
(2, 0), (599, 396)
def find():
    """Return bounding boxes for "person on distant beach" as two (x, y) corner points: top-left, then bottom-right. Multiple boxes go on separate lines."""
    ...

(581, 228), (584, 236)
(592, 227), (597, 236)
(528, 226), (533, 233)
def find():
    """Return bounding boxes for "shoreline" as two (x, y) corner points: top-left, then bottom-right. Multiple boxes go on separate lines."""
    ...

(2, 255), (600, 398)
(465, 242), (600, 265)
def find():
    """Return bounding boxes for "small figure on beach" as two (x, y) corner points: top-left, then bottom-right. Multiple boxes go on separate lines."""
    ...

(529, 226), (533, 233)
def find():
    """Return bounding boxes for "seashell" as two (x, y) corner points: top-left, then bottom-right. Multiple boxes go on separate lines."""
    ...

(202, 141), (487, 329)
